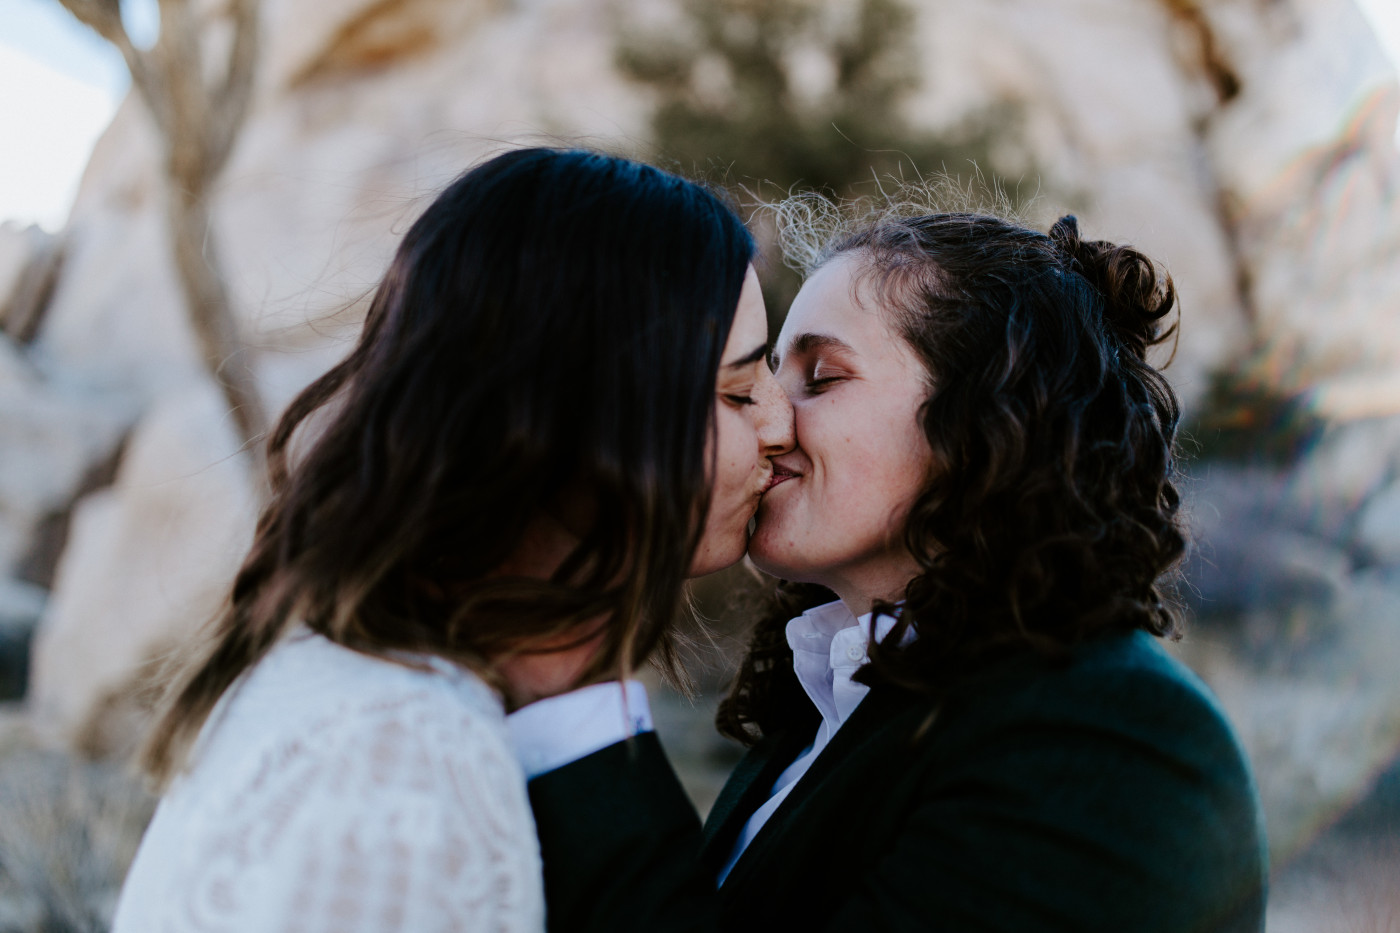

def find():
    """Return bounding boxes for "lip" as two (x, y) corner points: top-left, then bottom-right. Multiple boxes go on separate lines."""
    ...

(763, 464), (801, 493)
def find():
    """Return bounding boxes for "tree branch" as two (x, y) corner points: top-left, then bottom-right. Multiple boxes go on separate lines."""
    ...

(153, 0), (212, 190)
(53, 0), (168, 135)
(54, 0), (269, 477)
(208, 0), (260, 174)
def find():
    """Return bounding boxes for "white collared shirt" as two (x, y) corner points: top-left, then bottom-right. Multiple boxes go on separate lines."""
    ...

(716, 600), (898, 884)
(503, 600), (901, 885)
(506, 679), (653, 779)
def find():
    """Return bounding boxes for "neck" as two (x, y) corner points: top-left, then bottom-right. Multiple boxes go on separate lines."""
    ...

(490, 510), (580, 581)
(828, 545), (923, 617)
(829, 574), (912, 620)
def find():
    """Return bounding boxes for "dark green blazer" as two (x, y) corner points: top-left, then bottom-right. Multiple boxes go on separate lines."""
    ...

(527, 630), (1267, 933)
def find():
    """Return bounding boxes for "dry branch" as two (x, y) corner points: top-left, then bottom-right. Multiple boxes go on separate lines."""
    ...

(54, 0), (268, 484)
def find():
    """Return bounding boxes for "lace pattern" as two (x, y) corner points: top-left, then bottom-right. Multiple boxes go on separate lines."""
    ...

(113, 633), (544, 932)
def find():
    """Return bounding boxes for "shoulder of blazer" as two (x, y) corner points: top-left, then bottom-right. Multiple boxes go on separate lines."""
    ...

(723, 629), (1255, 864)
(720, 632), (1264, 918)
(939, 630), (1246, 748)
(928, 629), (1266, 862)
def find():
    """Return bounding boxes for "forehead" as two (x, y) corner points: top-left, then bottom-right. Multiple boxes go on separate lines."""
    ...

(731, 267), (765, 330)
(775, 253), (891, 357)
(721, 266), (768, 363)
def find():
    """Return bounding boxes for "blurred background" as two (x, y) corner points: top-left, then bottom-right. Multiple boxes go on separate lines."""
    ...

(2, 0), (1399, 929)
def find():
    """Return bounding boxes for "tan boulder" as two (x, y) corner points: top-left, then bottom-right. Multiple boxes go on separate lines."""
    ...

(0, 334), (129, 581)
(0, 225), (32, 313)
(0, 222), (62, 342)
(1202, 0), (1400, 391)
(40, 0), (649, 410)
(1204, 0), (1396, 211)
(1357, 480), (1400, 565)
(260, 0), (507, 91)
(902, 0), (1254, 409)
(27, 381), (258, 752)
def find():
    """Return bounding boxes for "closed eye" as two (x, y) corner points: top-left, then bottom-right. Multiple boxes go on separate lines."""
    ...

(804, 376), (844, 394)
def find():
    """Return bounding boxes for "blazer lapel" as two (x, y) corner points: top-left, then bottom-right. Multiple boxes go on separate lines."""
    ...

(698, 727), (813, 873)
(717, 684), (927, 890)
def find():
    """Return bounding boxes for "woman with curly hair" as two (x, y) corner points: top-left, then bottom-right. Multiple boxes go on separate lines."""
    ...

(515, 206), (1268, 932)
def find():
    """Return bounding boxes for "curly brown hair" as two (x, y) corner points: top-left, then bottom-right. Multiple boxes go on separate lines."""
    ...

(718, 209), (1185, 744)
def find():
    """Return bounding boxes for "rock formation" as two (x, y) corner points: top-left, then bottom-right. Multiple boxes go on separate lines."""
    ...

(1, 0), (1397, 872)
(21, 0), (652, 750)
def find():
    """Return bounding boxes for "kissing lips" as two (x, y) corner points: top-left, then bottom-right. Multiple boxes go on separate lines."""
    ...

(764, 463), (800, 493)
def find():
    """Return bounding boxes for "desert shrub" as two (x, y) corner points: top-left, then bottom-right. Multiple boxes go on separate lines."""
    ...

(615, 0), (1030, 317)
(1188, 359), (1328, 467)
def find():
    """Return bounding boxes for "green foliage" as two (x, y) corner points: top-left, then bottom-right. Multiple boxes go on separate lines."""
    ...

(616, 0), (1027, 316)
(1187, 362), (1328, 467)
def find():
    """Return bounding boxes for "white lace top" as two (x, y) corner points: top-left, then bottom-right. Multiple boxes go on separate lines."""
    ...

(112, 630), (545, 933)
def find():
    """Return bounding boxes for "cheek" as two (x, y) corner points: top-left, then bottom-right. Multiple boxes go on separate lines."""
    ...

(709, 408), (760, 511)
(858, 405), (931, 499)
(803, 402), (875, 493)
(692, 410), (762, 575)
(801, 403), (928, 530)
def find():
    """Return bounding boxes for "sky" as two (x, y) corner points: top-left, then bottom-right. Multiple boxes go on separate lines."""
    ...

(1358, 0), (1400, 103)
(0, 0), (156, 231)
(1, 0), (1399, 233)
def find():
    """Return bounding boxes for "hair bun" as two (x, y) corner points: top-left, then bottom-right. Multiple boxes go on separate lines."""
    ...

(1049, 214), (1176, 359)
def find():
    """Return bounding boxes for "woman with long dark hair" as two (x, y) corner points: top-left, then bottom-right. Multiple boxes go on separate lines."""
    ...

(111, 147), (794, 932)
(518, 204), (1268, 932)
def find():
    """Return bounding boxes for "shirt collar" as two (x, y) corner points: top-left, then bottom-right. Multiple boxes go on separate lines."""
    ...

(784, 599), (907, 729)
(785, 599), (865, 655)
(785, 599), (903, 653)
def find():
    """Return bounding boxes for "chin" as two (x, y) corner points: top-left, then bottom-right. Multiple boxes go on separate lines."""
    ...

(688, 531), (749, 578)
(747, 527), (805, 582)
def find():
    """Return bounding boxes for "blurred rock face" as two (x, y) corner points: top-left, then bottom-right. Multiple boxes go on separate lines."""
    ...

(17, 0), (652, 750)
(1, 0), (1397, 862)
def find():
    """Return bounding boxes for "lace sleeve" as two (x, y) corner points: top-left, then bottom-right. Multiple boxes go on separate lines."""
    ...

(174, 695), (545, 933)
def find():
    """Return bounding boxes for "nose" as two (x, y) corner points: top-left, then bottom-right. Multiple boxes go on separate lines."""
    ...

(752, 365), (795, 458)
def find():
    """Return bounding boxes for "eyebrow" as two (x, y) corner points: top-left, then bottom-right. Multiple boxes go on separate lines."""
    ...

(771, 333), (854, 370)
(724, 343), (770, 369)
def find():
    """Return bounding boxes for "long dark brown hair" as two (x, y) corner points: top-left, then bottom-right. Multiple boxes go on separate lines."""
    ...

(144, 148), (755, 782)
(719, 209), (1184, 744)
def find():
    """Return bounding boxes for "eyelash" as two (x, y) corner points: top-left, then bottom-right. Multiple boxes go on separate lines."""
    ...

(725, 394), (756, 406)
(805, 376), (843, 393)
